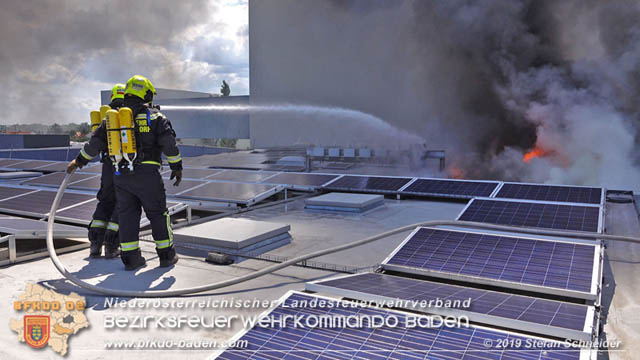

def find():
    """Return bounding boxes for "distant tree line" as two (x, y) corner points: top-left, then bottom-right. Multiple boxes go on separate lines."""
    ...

(0, 123), (93, 141)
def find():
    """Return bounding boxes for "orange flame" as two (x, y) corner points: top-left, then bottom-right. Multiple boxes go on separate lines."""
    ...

(523, 146), (550, 163)
(448, 166), (464, 179)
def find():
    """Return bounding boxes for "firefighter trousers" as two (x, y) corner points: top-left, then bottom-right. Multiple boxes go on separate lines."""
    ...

(113, 164), (174, 260)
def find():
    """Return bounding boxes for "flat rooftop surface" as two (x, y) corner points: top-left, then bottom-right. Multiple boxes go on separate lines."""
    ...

(0, 151), (637, 360)
(0, 197), (465, 359)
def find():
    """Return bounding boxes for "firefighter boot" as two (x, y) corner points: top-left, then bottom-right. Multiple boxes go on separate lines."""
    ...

(103, 225), (121, 259)
(158, 246), (179, 267)
(122, 249), (146, 271)
(88, 225), (105, 258)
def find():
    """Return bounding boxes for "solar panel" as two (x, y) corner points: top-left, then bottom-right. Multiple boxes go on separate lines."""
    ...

(496, 183), (603, 205)
(0, 190), (94, 217)
(307, 272), (594, 340)
(3, 160), (56, 170)
(458, 198), (602, 233)
(263, 172), (340, 190)
(401, 179), (499, 199)
(161, 178), (206, 195)
(160, 167), (222, 179)
(324, 175), (413, 194)
(382, 227), (599, 300)
(76, 164), (105, 174)
(0, 217), (85, 239)
(32, 161), (73, 172)
(0, 186), (37, 201)
(0, 159), (30, 167)
(213, 292), (584, 360)
(177, 181), (282, 205)
(21, 172), (98, 188)
(53, 199), (97, 223)
(207, 170), (277, 183)
(68, 176), (102, 191)
(54, 199), (187, 226)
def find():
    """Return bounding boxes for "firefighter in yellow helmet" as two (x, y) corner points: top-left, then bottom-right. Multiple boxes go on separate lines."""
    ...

(68, 75), (182, 271)
(86, 83), (125, 258)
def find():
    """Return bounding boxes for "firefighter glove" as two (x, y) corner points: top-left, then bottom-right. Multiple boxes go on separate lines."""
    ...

(170, 169), (182, 186)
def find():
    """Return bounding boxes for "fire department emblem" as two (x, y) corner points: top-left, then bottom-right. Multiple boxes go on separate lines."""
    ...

(24, 315), (50, 348)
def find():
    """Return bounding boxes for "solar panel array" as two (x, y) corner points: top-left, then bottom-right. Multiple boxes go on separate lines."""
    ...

(383, 227), (597, 298)
(215, 292), (583, 360)
(324, 175), (413, 194)
(401, 179), (499, 199)
(496, 183), (602, 205)
(309, 272), (592, 340)
(458, 199), (601, 233)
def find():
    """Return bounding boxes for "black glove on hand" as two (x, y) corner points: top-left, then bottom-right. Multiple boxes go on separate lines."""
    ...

(170, 169), (182, 186)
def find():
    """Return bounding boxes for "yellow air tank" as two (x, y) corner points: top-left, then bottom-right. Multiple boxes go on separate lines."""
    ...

(105, 109), (122, 159)
(118, 107), (137, 171)
(90, 111), (101, 132)
(100, 105), (111, 121)
(118, 107), (136, 154)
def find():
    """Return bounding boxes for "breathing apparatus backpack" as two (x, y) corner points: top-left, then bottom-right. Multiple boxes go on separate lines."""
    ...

(101, 105), (138, 175)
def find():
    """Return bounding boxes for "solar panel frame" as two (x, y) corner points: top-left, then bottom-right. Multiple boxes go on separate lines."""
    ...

(400, 178), (502, 199)
(306, 272), (595, 341)
(381, 226), (601, 300)
(493, 182), (605, 206)
(457, 197), (604, 233)
(323, 174), (414, 194)
(262, 172), (341, 191)
(212, 291), (587, 360)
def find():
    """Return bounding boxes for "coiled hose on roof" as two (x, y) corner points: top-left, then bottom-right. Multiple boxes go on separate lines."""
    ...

(47, 171), (640, 298)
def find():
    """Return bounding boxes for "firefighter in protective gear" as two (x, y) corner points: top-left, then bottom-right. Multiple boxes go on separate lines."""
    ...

(86, 83), (125, 258)
(68, 75), (182, 271)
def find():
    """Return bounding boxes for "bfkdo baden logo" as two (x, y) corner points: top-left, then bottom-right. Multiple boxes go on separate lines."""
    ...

(10, 283), (89, 356)
(24, 315), (50, 348)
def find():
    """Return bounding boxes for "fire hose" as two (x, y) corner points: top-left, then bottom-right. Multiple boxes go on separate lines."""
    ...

(47, 170), (640, 298)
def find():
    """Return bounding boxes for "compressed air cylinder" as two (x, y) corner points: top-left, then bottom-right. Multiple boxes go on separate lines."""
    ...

(90, 111), (101, 132)
(100, 105), (110, 121)
(118, 107), (137, 154)
(105, 109), (122, 158)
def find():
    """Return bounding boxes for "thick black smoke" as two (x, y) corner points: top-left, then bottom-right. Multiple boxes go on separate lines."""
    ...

(324, 0), (640, 188)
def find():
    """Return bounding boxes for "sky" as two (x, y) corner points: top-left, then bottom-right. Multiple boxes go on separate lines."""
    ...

(0, 0), (249, 125)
